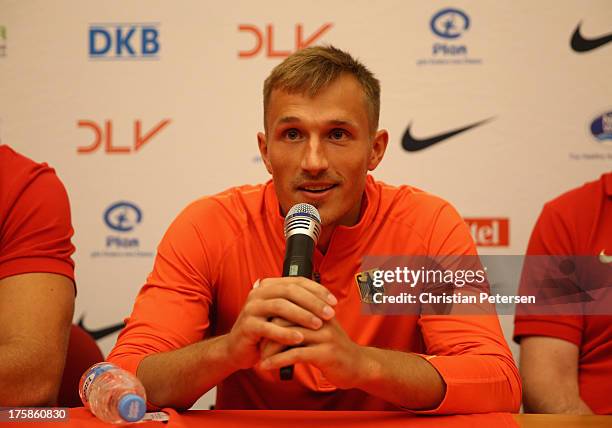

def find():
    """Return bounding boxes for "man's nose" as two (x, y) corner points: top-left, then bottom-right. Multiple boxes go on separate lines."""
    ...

(300, 137), (329, 175)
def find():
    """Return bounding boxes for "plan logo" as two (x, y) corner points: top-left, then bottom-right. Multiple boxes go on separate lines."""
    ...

(76, 119), (171, 154)
(417, 8), (481, 66)
(104, 201), (142, 233)
(465, 218), (509, 247)
(104, 201), (142, 249)
(238, 23), (332, 58)
(590, 111), (612, 142)
(89, 23), (160, 60)
(0, 26), (6, 57)
(430, 8), (469, 57)
(91, 201), (153, 258)
(430, 8), (470, 39)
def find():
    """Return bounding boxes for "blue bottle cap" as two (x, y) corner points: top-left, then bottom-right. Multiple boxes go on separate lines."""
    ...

(118, 393), (146, 422)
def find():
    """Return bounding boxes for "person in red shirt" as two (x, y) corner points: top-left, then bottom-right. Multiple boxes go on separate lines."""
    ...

(514, 172), (612, 414)
(0, 145), (76, 405)
(108, 45), (521, 413)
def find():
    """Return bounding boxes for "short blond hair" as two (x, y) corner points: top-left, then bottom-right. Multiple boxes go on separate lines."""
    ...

(263, 45), (381, 133)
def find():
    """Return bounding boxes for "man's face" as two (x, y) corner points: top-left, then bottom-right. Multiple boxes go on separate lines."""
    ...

(258, 74), (388, 228)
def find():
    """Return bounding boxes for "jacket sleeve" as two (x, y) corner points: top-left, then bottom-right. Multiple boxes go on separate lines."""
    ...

(412, 203), (522, 414)
(107, 200), (216, 377)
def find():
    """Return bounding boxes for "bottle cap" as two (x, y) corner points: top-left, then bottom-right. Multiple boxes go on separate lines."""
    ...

(118, 393), (146, 422)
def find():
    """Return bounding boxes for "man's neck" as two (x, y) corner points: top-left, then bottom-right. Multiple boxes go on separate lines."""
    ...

(315, 194), (369, 255)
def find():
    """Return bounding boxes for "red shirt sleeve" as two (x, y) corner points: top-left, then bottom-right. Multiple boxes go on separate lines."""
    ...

(0, 147), (75, 284)
(413, 203), (522, 414)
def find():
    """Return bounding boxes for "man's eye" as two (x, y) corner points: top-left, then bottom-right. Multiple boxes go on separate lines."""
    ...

(285, 129), (301, 140)
(330, 129), (348, 140)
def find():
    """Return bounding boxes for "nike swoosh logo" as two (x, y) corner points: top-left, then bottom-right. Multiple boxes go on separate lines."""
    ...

(402, 117), (494, 152)
(599, 250), (612, 264)
(571, 23), (612, 53)
(78, 315), (124, 340)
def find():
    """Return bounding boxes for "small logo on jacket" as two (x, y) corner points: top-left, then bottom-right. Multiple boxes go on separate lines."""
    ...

(355, 269), (383, 303)
(599, 250), (612, 264)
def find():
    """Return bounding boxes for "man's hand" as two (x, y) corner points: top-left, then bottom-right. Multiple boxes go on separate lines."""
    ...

(135, 276), (337, 409)
(224, 277), (338, 370)
(258, 317), (366, 389)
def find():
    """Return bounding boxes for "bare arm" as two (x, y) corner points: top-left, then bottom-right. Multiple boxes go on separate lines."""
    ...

(0, 273), (74, 406)
(137, 334), (236, 410)
(520, 336), (593, 414)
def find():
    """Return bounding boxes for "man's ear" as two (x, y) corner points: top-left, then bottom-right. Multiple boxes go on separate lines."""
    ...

(257, 132), (273, 175)
(367, 129), (389, 171)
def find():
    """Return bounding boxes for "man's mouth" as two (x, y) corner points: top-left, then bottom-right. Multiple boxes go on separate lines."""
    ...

(298, 183), (338, 193)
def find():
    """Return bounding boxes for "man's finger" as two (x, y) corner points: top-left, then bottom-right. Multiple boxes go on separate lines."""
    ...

(257, 299), (324, 329)
(249, 319), (305, 346)
(259, 339), (286, 361)
(259, 345), (322, 370)
(258, 277), (338, 306)
(254, 281), (336, 321)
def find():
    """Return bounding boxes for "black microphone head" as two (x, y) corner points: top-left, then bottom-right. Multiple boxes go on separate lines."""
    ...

(284, 203), (321, 243)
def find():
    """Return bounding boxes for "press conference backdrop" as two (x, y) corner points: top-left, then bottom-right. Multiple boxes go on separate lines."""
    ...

(1, 0), (610, 409)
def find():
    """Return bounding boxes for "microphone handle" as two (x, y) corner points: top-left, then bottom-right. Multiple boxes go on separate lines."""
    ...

(282, 235), (314, 278)
(280, 234), (314, 380)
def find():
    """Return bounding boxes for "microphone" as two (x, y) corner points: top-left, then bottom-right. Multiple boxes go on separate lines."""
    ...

(280, 203), (321, 380)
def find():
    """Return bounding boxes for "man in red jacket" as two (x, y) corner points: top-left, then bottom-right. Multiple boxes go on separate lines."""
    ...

(109, 45), (521, 413)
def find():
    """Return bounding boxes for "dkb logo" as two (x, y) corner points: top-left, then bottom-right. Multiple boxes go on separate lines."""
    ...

(89, 23), (160, 59)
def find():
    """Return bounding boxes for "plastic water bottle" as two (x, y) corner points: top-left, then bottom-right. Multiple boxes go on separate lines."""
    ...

(79, 362), (147, 424)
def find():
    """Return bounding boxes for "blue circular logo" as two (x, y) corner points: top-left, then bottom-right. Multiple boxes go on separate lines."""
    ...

(103, 201), (142, 232)
(430, 8), (470, 39)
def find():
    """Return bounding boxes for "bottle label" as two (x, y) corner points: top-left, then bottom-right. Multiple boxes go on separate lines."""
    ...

(142, 412), (169, 422)
(81, 363), (115, 404)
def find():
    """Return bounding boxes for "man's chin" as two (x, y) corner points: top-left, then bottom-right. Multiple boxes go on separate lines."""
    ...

(315, 208), (336, 227)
